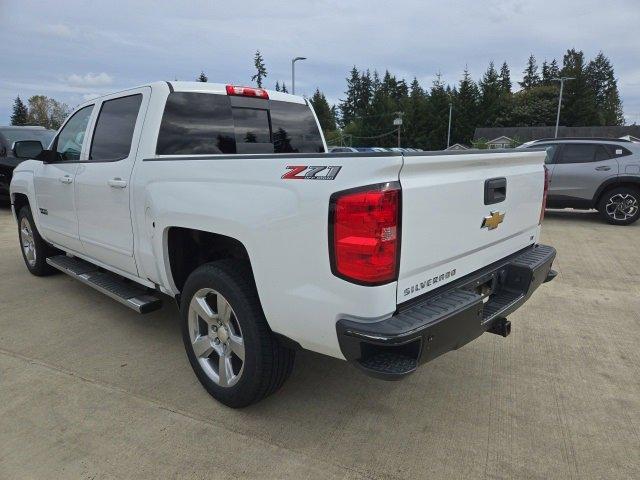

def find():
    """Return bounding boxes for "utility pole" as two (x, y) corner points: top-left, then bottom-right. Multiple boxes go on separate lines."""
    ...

(552, 77), (575, 138)
(291, 56), (306, 95)
(447, 103), (453, 148)
(394, 112), (404, 148)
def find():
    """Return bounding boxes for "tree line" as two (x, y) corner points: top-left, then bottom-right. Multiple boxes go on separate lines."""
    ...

(10, 95), (71, 130)
(10, 48), (623, 151)
(324, 49), (624, 149)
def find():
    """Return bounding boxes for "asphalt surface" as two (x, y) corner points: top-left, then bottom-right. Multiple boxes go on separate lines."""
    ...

(1, 205), (638, 479)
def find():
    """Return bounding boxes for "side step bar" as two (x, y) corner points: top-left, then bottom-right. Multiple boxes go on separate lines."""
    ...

(46, 255), (162, 314)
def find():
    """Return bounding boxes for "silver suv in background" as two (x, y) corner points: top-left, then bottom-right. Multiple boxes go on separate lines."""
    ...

(521, 138), (640, 225)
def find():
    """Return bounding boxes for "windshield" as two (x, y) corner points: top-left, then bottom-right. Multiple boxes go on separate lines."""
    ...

(0, 128), (55, 147)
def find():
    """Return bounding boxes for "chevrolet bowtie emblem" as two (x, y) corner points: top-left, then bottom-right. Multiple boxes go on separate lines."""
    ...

(481, 211), (505, 230)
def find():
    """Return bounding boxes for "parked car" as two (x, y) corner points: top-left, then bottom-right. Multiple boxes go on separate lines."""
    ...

(0, 126), (55, 201)
(520, 138), (640, 225)
(11, 81), (555, 407)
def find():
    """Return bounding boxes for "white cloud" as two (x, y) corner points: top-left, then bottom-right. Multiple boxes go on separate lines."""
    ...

(43, 24), (75, 38)
(66, 73), (114, 87)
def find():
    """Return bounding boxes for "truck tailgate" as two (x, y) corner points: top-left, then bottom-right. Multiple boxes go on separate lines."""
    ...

(398, 150), (546, 303)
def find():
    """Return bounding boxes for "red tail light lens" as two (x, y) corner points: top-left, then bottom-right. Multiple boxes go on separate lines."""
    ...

(539, 166), (550, 224)
(329, 183), (401, 285)
(225, 84), (269, 99)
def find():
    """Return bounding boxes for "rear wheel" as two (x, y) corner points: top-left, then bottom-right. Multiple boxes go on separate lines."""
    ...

(17, 206), (58, 276)
(180, 260), (295, 408)
(597, 187), (640, 225)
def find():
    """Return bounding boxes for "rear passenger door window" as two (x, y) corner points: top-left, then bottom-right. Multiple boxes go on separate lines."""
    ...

(89, 94), (142, 161)
(557, 144), (598, 164)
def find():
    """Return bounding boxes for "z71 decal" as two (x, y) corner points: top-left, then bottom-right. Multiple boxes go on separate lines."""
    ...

(282, 165), (342, 180)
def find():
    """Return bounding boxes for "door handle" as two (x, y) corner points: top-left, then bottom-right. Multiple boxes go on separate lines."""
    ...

(107, 178), (127, 189)
(595, 166), (611, 171)
(59, 175), (73, 184)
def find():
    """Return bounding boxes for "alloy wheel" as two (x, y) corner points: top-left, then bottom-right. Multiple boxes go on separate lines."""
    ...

(605, 193), (639, 221)
(188, 288), (245, 387)
(20, 217), (36, 267)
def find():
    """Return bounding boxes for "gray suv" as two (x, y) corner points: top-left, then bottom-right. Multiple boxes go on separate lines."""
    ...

(521, 138), (640, 225)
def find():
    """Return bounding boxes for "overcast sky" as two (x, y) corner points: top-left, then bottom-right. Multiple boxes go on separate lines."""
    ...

(1, 0), (639, 126)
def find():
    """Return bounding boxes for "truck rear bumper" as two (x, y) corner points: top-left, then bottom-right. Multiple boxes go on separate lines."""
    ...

(336, 244), (556, 380)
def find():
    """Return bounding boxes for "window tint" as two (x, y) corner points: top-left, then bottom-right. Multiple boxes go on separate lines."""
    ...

(90, 94), (142, 161)
(231, 108), (271, 153)
(605, 144), (632, 157)
(594, 145), (611, 162)
(55, 105), (94, 161)
(535, 144), (559, 164)
(557, 144), (598, 164)
(157, 92), (235, 155)
(270, 101), (324, 153)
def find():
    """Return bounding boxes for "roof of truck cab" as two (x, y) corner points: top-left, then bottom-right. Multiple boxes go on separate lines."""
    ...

(166, 81), (307, 104)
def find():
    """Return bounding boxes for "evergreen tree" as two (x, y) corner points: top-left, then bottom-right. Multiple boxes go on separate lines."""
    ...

(10, 96), (28, 125)
(479, 61), (502, 126)
(560, 48), (599, 126)
(281, 82), (288, 93)
(275, 81), (281, 92)
(585, 52), (624, 125)
(541, 59), (560, 86)
(339, 66), (361, 127)
(519, 54), (540, 89)
(309, 88), (337, 133)
(424, 73), (451, 150)
(498, 62), (512, 94)
(452, 68), (479, 145)
(401, 77), (428, 148)
(251, 50), (268, 88)
(196, 71), (208, 82)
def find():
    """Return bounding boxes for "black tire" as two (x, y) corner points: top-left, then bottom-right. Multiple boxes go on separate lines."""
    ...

(180, 260), (295, 408)
(17, 205), (59, 276)
(597, 186), (640, 225)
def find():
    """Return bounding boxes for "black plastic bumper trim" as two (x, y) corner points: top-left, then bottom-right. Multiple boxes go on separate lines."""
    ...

(336, 244), (556, 380)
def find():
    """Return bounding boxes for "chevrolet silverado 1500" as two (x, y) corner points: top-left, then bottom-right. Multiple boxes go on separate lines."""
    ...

(10, 82), (556, 407)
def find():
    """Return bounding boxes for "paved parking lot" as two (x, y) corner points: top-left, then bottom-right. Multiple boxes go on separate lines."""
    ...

(1, 205), (638, 479)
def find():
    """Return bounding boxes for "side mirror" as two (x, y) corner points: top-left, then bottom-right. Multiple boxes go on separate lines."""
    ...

(13, 140), (44, 159)
(34, 148), (59, 164)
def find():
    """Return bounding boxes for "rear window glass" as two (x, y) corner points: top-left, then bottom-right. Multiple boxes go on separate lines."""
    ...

(156, 92), (324, 155)
(270, 101), (324, 153)
(157, 92), (235, 155)
(557, 144), (598, 164)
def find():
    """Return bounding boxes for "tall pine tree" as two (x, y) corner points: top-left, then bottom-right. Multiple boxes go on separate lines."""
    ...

(11, 96), (29, 125)
(560, 49), (599, 126)
(251, 50), (267, 88)
(519, 54), (540, 89)
(339, 66), (361, 127)
(452, 68), (479, 145)
(309, 88), (337, 134)
(585, 52), (624, 125)
(479, 62), (502, 127)
(196, 71), (208, 82)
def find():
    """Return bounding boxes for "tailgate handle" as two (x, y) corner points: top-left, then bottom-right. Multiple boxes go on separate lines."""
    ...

(484, 177), (506, 205)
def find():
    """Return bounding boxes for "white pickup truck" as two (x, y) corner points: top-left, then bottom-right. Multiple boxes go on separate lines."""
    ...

(10, 82), (556, 407)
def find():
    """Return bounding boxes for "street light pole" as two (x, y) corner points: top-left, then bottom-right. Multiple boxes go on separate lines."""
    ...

(291, 56), (306, 94)
(447, 103), (453, 148)
(552, 77), (575, 138)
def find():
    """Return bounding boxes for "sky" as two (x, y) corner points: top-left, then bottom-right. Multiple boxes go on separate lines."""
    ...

(1, 0), (639, 126)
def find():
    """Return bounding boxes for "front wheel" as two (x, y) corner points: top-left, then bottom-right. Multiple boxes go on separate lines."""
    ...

(597, 187), (640, 225)
(17, 206), (58, 276)
(180, 260), (295, 408)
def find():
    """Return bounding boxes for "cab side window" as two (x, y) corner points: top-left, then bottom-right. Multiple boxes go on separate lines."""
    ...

(89, 94), (142, 161)
(54, 105), (94, 161)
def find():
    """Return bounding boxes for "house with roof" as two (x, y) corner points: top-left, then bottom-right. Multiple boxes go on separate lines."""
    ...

(485, 136), (514, 149)
(445, 143), (469, 151)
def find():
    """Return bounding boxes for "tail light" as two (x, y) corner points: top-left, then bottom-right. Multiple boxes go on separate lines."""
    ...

(225, 84), (269, 99)
(539, 166), (550, 224)
(329, 182), (401, 285)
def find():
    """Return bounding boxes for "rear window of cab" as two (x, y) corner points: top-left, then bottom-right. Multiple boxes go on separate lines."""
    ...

(156, 92), (324, 155)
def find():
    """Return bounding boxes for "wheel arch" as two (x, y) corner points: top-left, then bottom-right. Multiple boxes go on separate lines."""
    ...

(593, 176), (640, 208)
(164, 227), (254, 294)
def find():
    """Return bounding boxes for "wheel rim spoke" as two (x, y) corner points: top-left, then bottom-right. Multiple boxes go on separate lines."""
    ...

(228, 333), (245, 361)
(218, 353), (234, 386)
(20, 219), (36, 266)
(193, 295), (216, 324)
(192, 335), (214, 358)
(217, 294), (232, 323)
